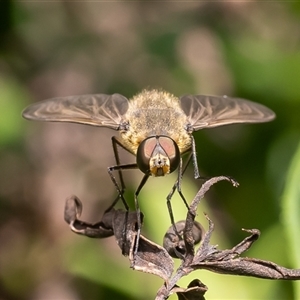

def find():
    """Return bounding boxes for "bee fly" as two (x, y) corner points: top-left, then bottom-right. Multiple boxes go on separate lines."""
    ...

(22, 89), (275, 246)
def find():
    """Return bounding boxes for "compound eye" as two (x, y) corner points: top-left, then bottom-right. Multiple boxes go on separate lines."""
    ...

(136, 137), (157, 174)
(157, 136), (180, 173)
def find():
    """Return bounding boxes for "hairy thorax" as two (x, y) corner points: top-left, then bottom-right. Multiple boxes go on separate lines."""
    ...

(119, 90), (192, 155)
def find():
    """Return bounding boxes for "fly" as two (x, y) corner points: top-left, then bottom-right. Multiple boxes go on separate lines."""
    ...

(22, 89), (276, 248)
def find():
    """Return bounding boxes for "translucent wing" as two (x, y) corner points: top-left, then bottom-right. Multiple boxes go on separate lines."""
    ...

(22, 94), (129, 130)
(180, 95), (276, 131)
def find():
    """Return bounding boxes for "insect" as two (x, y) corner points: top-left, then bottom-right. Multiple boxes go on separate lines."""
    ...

(22, 89), (275, 243)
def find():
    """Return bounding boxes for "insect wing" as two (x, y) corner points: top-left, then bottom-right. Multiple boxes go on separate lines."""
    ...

(180, 95), (276, 131)
(22, 94), (129, 130)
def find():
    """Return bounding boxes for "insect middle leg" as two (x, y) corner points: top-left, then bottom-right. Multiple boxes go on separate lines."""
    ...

(107, 163), (139, 211)
(112, 136), (126, 193)
(104, 136), (135, 212)
(107, 163), (149, 259)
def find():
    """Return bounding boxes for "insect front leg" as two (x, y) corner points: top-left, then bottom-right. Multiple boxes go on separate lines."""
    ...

(132, 174), (149, 262)
(166, 154), (191, 236)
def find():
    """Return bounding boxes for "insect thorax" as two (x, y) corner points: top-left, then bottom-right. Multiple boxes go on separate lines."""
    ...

(120, 90), (192, 155)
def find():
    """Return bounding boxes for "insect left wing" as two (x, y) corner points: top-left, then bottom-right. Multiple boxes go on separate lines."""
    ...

(180, 95), (276, 131)
(22, 94), (129, 130)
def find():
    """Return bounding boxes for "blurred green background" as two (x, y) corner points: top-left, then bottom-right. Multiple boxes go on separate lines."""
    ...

(1, 1), (300, 299)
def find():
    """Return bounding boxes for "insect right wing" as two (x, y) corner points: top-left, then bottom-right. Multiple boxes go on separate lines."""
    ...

(22, 94), (129, 130)
(180, 95), (276, 131)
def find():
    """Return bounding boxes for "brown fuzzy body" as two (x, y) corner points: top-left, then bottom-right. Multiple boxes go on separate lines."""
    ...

(120, 90), (192, 155)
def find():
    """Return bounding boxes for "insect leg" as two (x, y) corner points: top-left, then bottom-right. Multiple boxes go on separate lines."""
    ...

(104, 137), (135, 213)
(112, 136), (126, 193)
(191, 135), (201, 179)
(107, 163), (139, 211)
(167, 150), (193, 204)
(133, 174), (149, 257)
(166, 152), (192, 235)
(171, 135), (208, 211)
(107, 162), (143, 256)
